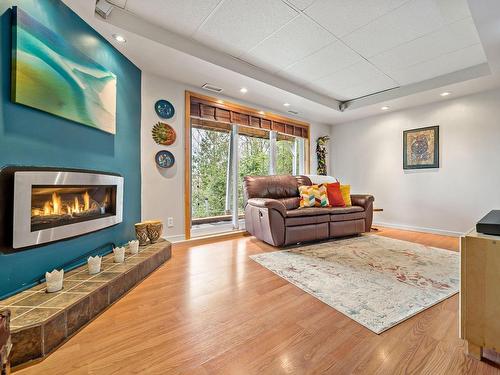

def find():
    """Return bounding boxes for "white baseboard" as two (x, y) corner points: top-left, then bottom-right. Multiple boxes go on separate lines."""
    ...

(373, 221), (464, 237)
(164, 234), (186, 243)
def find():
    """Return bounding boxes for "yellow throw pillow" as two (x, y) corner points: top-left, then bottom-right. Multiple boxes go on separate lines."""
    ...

(340, 185), (352, 206)
(299, 184), (329, 208)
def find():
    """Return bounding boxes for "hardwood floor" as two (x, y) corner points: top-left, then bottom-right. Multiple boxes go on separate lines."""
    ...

(17, 228), (499, 375)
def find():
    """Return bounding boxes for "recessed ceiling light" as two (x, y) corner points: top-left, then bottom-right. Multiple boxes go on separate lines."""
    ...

(258, 111), (265, 115)
(240, 87), (248, 94)
(381, 106), (390, 111)
(440, 92), (451, 97)
(283, 103), (290, 107)
(112, 34), (126, 43)
(217, 100), (224, 104)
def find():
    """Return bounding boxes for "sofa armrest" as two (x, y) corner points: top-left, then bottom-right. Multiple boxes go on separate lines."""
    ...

(247, 198), (286, 217)
(350, 195), (374, 210)
(351, 195), (374, 232)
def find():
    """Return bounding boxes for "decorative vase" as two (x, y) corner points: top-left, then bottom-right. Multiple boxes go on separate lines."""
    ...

(134, 223), (149, 246)
(46, 269), (64, 293)
(87, 255), (102, 275)
(128, 240), (139, 254)
(113, 246), (126, 263)
(146, 221), (163, 244)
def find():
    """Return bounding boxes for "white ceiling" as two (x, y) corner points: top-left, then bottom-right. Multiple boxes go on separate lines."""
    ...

(63, 0), (500, 125)
(107, 0), (486, 101)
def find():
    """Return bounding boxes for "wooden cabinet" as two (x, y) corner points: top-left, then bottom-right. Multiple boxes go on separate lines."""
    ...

(460, 230), (500, 359)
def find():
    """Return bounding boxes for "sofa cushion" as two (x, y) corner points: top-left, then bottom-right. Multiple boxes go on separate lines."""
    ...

(329, 206), (364, 215)
(286, 206), (364, 218)
(243, 175), (312, 200)
(285, 214), (330, 227)
(330, 211), (366, 222)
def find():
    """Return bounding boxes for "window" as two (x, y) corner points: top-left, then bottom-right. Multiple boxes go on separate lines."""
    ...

(191, 127), (230, 219)
(187, 92), (310, 238)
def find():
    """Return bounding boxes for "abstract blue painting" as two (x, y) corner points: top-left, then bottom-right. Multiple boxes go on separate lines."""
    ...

(11, 6), (117, 134)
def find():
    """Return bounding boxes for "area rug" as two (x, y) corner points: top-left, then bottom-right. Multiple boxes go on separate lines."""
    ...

(250, 235), (460, 334)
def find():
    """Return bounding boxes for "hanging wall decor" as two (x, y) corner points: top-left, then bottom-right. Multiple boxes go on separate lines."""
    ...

(155, 150), (175, 169)
(152, 122), (176, 145)
(316, 135), (330, 175)
(11, 7), (117, 134)
(154, 99), (175, 119)
(403, 126), (439, 169)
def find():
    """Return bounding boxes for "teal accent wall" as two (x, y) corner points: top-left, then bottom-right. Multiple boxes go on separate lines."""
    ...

(0, 0), (141, 298)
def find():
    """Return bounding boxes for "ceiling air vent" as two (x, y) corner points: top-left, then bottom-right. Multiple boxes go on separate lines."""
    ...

(287, 110), (299, 115)
(95, 0), (114, 19)
(201, 83), (223, 93)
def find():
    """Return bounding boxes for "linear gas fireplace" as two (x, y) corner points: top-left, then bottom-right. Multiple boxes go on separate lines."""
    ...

(0, 167), (123, 250)
(31, 186), (115, 231)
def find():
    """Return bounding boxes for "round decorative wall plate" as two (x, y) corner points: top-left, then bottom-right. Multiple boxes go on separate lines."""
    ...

(152, 122), (176, 145)
(154, 99), (175, 119)
(155, 150), (175, 168)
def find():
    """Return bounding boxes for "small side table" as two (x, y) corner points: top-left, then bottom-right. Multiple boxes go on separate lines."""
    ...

(372, 208), (383, 231)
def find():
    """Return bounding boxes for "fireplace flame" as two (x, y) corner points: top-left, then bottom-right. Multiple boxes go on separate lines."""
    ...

(35, 191), (92, 217)
(73, 197), (80, 214)
(52, 192), (62, 215)
(84, 191), (90, 211)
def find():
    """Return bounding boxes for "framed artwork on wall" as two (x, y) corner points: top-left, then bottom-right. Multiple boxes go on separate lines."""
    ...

(11, 7), (117, 134)
(403, 126), (439, 169)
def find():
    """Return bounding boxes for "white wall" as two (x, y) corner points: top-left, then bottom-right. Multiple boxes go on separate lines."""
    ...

(141, 72), (332, 240)
(331, 88), (500, 236)
(141, 74), (187, 240)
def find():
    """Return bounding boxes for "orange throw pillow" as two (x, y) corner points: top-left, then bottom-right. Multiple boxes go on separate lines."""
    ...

(326, 182), (345, 207)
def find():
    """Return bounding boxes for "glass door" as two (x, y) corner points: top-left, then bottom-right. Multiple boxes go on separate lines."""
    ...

(190, 122), (235, 237)
(237, 127), (271, 225)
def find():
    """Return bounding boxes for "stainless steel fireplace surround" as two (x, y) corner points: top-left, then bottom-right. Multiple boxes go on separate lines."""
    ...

(12, 170), (123, 249)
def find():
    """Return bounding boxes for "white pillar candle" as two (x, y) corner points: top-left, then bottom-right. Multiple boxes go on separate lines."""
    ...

(46, 269), (64, 293)
(113, 246), (126, 263)
(87, 255), (102, 275)
(128, 240), (139, 255)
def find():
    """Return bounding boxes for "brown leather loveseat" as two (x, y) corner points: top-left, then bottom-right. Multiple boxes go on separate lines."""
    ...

(243, 175), (374, 247)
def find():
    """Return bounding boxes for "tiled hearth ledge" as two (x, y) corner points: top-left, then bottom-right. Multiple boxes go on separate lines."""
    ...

(0, 239), (172, 369)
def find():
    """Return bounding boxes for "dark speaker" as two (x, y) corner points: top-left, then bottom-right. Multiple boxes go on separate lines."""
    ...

(476, 210), (500, 236)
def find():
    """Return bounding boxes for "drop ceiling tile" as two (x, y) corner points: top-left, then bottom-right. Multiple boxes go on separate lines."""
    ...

(342, 0), (449, 57)
(243, 15), (335, 73)
(194, 0), (298, 57)
(388, 44), (487, 85)
(435, 0), (472, 24)
(310, 60), (398, 100)
(334, 78), (398, 100)
(281, 41), (362, 83)
(370, 17), (481, 73)
(125, 0), (222, 36)
(305, 0), (408, 38)
(108, 0), (127, 8)
(286, 0), (316, 11)
(310, 73), (398, 101)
